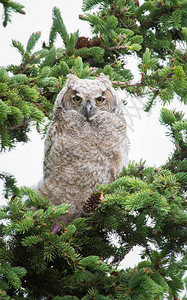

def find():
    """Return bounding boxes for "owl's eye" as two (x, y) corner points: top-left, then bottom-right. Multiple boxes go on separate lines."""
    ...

(96, 97), (105, 104)
(73, 96), (82, 103)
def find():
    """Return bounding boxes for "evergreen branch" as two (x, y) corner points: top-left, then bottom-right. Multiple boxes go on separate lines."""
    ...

(82, 0), (105, 12)
(2, 4), (11, 27)
(0, 0), (25, 27)
(49, 20), (58, 47)
(6, 119), (30, 132)
(104, 33), (128, 53)
(118, 17), (137, 29)
(52, 7), (69, 46)
(116, 34), (127, 47)
(112, 80), (142, 87)
(12, 39), (25, 56)
(112, 72), (144, 88)
(0, 172), (19, 198)
(26, 32), (41, 53)
(104, 45), (128, 51)
(110, 54), (118, 67)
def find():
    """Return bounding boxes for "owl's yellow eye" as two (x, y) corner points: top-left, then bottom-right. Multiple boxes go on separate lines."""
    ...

(73, 96), (82, 103)
(96, 97), (104, 104)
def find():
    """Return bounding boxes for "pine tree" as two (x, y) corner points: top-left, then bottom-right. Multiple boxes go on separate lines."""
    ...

(0, 0), (186, 299)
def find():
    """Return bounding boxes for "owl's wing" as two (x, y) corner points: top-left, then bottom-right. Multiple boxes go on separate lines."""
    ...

(44, 122), (57, 160)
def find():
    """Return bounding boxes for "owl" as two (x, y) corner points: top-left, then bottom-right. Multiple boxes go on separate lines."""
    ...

(37, 74), (128, 223)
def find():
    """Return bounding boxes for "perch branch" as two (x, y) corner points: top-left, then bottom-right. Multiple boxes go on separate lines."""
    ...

(110, 54), (118, 67)
(105, 45), (128, 51)
(112, 72), (144, 88)
(112, 80), (142, 87)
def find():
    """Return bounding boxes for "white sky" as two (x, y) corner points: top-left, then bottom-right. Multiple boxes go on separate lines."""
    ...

(0, 0), (186, 282)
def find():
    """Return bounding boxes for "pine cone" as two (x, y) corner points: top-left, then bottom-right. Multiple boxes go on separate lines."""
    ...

(83, 192), (104, 213)
(75, 36), (92, 49)
(51, 224), (62, 235)
(90, 37), (102, 47)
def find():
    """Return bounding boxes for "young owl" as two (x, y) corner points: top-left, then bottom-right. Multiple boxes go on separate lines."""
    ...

(37, 74), (128, 223)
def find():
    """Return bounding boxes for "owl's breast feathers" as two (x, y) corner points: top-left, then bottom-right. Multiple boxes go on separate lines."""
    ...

(43, 110), (127, 187)
(54, 109), (126, 153)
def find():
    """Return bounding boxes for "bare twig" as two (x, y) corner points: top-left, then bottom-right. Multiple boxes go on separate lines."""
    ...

(110, 54), (118, 67)
(118, 8), (128, 17)
(112, 80), (142, 87)
(148, 85), (159, 92)
(117, 34), (127, 47)
(111, 242), (135, 266)
(118, 17), (136, 29)
(105, 45), (128, 51)
(41, 289), (55, 298)
(112, 72), (144, 88)
(7, 119), (30, 131)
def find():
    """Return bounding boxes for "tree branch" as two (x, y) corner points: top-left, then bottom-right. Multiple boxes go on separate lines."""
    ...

(112, 73), (159, 93)
(116, 34), (127, 47)
(104, 45), (128, 51)
(110, 54), (118, 67)
(112, 80), (142, 87)
(6, 119), (30, 131)
(118, 17), (136, 29)
(112, 72), (144, 88)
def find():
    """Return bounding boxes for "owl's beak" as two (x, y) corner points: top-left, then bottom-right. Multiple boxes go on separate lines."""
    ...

(84, 101), (93, 119)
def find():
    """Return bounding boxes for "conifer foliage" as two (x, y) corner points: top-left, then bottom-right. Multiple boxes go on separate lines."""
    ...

(0, 0), (186, 299)
(0, 0), (25, 27)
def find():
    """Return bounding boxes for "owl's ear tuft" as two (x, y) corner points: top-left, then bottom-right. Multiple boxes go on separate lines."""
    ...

(97, 73), (112, 86)
(66, 74), (79, 86)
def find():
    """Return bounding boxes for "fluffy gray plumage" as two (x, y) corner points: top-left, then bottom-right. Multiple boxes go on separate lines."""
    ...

(37, 74), (128, 223)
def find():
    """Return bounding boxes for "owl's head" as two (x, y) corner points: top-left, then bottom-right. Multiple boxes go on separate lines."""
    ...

(54, 74), (121, 121)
